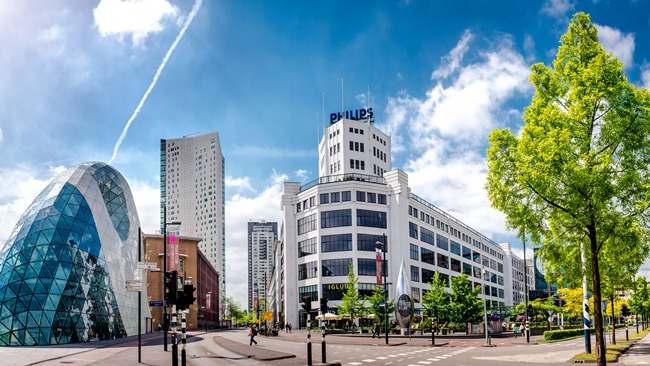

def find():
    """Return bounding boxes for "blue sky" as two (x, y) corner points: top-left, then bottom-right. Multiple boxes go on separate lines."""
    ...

(1, 0), (650, 309)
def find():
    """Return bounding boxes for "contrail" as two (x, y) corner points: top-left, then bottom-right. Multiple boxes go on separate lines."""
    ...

(108, 0), (203, 165)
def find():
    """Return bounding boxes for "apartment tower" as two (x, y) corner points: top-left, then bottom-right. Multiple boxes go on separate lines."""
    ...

(248, 220), (278, 314)
(160, 132), (226, 312)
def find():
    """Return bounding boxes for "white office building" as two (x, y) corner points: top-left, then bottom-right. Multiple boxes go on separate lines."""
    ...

(160, 132), (226, 313)
(278, 112), (531, 328)
(248, 220), (278, 314)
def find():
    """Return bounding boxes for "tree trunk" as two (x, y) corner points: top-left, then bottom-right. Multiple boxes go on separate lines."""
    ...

(589, 226), (606, 366)
(610, 296), (616, 345)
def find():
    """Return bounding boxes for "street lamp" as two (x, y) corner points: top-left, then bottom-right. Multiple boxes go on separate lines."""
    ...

(375, 236), (388, 345)
(162, 205), (181, 352)
(206, 292), (212, 333)
(482, 266), (490, 346)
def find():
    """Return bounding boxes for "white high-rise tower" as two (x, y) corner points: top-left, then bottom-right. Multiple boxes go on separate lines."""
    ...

(160, 132), (226, 310)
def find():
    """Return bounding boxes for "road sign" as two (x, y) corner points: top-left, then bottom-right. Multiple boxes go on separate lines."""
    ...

(125, 279), (143, 292)
(149, 301), (164, 307)
(138, 262), (159, 270)
(264, 311), (273, 321)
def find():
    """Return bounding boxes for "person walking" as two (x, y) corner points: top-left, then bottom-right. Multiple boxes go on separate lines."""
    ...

(513, 324), (518, 338)
(372, 323), (380, 338)
(249, 325), (258, 345)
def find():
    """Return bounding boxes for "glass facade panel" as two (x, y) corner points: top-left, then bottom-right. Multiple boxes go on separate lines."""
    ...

(321, 209), (352, 228)
(321, 234), (352, 253)
(356, 209), (387, 228)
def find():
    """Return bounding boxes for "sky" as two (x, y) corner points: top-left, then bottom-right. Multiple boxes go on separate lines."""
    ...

(1, 0), (650, 311)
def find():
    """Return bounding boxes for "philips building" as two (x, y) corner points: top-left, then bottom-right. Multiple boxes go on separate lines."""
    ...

(0, 162), (149, 345)
(279, 110), (530, 328)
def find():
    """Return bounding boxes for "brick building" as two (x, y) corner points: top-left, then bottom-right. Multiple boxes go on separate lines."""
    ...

(143, 234), (220, 330)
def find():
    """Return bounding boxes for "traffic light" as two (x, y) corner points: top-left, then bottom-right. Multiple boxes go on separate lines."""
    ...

(621, 304), (631, 317)
(301, 296), (311, 313)
(164, 270), (178, 305)
(527, 304), (533, 317)
(178, 283), (197, 310)
(320, 297), (328, 313)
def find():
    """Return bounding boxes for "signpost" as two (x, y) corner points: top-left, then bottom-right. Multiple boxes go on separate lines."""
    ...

(150, 301), (164, 307)
(125, 280), (143, 292)
(138, 262), (159, 270)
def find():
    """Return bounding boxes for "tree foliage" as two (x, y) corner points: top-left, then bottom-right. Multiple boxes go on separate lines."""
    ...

(336, 262), (366, 333)
(421, 270), (449, 324)
(450, 273), (483, 324)
(367, 285), (395, 326)
(485, 12), (650, 365)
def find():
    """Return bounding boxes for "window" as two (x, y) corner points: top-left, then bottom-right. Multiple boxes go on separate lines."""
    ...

(412, 287), (421, 303)
(357, 209), (387, 228)
(331, 192), (340, 203)
(322, 258), (352, 276)
(450, 241), (461, 255)
(367, 192), (376, 203)
(350, 141), (354, 150)
(411, 265), (420, 282)
(321, 209), (352, 228)
(437, 234), (449, 250)
(409, 222), (418, 239)
(360, 161), (365, 170)
(422, 268), (434, 284)
(421, 247), (435, 265)
(342, 191), (351, 201)
(321, 233), (352, 252)
(473, 266), (482, 279)
(356, 191), (366, 202)
(410, 244), (419, 260)
(451, 258), (461, 272)
(437, 253), (449, 269)
(298, 261), (318, 280)
(299, 285), (318, 302)
(421, 227), (435, 245)
(350, 159), (354, 168)
(462, 262), (472, 276)
(297, 214), (317, 235)
(320, 193), (329, 204)
(310, 196), (315, 207)
(378, 194), (387, 204)
(298, 237), (317, 257)
(296, 202), (301, 213)
(497, 263), (504, 273)
(358, 258), (387, 276)
(358, 234), (387, 252)
(322, 283), (345, 301)
(462, 246), (472, 260)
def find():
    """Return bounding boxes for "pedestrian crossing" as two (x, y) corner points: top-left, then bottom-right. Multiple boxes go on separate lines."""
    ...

(344, 347), (475, 365)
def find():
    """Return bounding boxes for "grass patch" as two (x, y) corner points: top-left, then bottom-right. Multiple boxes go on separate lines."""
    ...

(571, 343), (630, 362)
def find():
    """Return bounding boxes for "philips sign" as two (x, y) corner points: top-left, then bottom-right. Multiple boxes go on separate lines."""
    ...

(330, 108), (373, 124)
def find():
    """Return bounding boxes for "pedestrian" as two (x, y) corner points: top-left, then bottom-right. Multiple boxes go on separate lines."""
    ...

(288, 323), (292, 333)
(372, 323), (380, 338)
(249, 325), (258, 345)
(513, 324), (518, 338)
(285, 323), (289, 333)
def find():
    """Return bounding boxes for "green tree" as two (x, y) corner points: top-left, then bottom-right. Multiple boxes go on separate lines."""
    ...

(367, 285), (395, 328)
(450, 273), (483, 324)
(485, 12), (650, 365)
(336, 262), (366, 333)
(629, 277), (650, 327)
(557, 288), (583, 319)
(224, 296), (244, 326)
(421, 270), (449, 330)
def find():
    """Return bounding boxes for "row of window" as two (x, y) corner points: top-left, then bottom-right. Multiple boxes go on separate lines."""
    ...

(409, 243), (504, 281)
(372, 133), (387, 146)
(350, 141), (364, 152)
(350, 159), (365, 170)
(298, 209), (387, 235)
(298, 234), (388, 257)
(409, 222), (504, 273)
(298, 258), (389, 280)
(372, 146), (387, 162)
(349, 127), (365, 135)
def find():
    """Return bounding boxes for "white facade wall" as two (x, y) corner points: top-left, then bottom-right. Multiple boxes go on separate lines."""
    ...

(161, 132), (226, 312)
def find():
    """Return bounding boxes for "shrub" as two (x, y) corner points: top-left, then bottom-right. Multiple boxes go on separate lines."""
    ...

(544, 328), (595, 341)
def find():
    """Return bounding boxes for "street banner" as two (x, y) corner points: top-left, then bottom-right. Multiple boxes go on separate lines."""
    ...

(376, 249), (383, 285)
(166, 226), (180, 271)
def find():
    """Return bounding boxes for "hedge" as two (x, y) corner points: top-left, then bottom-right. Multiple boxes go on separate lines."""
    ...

(544, 328), (595, 341)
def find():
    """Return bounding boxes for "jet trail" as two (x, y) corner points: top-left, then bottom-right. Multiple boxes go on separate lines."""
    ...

(108, 0), (203, 165)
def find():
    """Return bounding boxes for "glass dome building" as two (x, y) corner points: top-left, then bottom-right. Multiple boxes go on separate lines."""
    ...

(0, 162), (149, 345)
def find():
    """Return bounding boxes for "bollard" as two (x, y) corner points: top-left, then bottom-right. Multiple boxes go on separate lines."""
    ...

(171, 307), (178, 366)
(181, 311), (187, 366)
(307, 327), (312, 366)
(626, 321), (629, 341)
(321, 326), (326, 364)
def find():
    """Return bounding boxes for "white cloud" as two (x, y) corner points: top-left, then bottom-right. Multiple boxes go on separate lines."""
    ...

(0, 165), (59, 246)
(0, 128), (3, 145)
(540, 0), (575, 18)
(523, 34), (536, 63)
(384, 31), (531, 238)
(431, 30), (473, 80)
(225, 172), (286, 310)
(295, 169), (310, 180)
(225, 176), (255, 193)
(595, 24), (635, 69)
(93, 0), (179, 46)
(641, 63), (650, 90)
(127, 178), (160, 234)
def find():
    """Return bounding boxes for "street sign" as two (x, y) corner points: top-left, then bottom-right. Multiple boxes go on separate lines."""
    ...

(264, 311), (273, 321)
(149, 301), (164, 307)
(125, 279), (143, 292)
(138, 262), (159, 270)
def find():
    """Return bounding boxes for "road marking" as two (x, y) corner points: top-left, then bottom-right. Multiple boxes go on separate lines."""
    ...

(362, 359), (376, 362)
(427, 359), (440, 362)
(417, 361), (431, 364)
(376, 356), (387, 359)
(348, 363), (362, 365)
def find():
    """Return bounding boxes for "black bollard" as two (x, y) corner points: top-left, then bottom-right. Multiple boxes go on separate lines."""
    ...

(307, 327), (312, 366)
(321, 326), (326, 364)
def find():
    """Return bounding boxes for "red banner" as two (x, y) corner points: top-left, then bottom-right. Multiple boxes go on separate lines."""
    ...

(206, 292), (211, 310)
(376, 251), (383, 285)
(166, 228), (180, 271)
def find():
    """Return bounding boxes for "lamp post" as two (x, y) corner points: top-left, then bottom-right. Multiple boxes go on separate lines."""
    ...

(482, 266), (490, 346)
(162, 205), (181, 352)
(523, 237), (530, 344)
(375, 236), (388, 345)
(206, 292), (212, 333)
